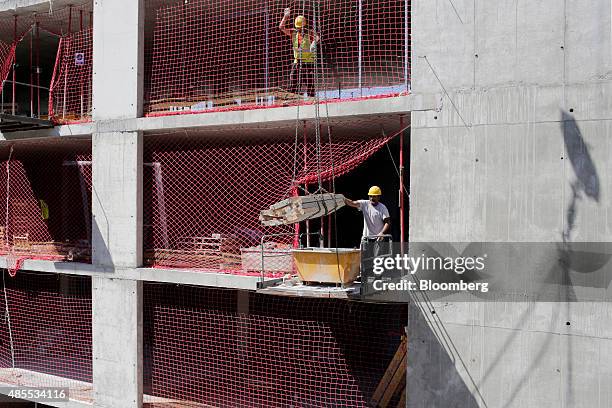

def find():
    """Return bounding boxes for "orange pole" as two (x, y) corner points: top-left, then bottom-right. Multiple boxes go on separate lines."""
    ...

(36, 22), (40, 117)
(399, 116), (405, 253)
(12, 15), (17, 116)
(29, 21), (33, 117)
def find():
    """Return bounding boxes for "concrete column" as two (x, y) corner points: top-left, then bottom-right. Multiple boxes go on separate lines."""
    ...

(92, 0), (144, 119)
(91, 130), (143, 407)
(91, 0), (144, 406)
(92, 277), (143, 408)
(92, 131), (143, 268)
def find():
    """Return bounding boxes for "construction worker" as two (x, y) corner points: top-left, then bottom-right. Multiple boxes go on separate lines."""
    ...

(344, 186), (391, 242)
(279, 8), (320, 98)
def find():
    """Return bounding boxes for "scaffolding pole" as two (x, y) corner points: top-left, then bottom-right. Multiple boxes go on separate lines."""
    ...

(404, 0), (409, 90)
(30, 23), (33, 117)
(12, 15), (16, 116)
(36, 22), (40, 118)
(399, 116), (405, 254)
(303, 121), (310, 248)
(264, 2), (269, 93)
(358, 0), (363, 96)
(63, 6), (74, 119)
(80, 10), (84, 119)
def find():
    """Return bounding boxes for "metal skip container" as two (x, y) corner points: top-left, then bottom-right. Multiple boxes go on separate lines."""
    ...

(292, 248), (361, 284)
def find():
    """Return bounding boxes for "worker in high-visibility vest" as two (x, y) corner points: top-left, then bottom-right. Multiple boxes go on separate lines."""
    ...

(279, 8), (320, 98)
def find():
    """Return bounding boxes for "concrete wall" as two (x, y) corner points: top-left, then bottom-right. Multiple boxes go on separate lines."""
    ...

(91, 1), (145, 407)
(409, 0), (612, 407)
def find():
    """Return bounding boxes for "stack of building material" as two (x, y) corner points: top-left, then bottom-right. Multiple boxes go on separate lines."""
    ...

(259, 193), (345, 226)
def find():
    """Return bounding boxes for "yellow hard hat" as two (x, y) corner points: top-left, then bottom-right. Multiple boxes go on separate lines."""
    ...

(368, 186), (382, 196)
(295, 15), (306, 28)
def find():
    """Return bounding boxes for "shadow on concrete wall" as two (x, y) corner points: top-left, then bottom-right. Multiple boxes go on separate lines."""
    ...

(406, 112), (603, 408)
(557, 110), (600, 408)
(561, 110), (600, 242)
(90, 188), (114, 268)
(53, 186), (115, 272)
(407, 300), (483, 408)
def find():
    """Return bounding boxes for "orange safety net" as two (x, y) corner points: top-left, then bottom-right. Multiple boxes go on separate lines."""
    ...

(0, 2), (92, 121)
(0, 140), (92, 274)
(145, 0), (410, 116)
(49, 28), (93, 124)
(0, 271), (92, 404)
(144, 284), (407, 407)
(143, 127), (397, 276)
(0, 40), (15, 87)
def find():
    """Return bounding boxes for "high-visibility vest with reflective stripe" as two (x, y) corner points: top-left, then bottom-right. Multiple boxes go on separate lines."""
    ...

(292, 30), (315, 63)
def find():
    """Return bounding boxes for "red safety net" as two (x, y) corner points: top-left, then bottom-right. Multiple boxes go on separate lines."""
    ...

(49, 28), (93, 124)
(0, 140), (92, 274)
(145, 0), (410, 115)
(0, 271), (92, 403)
(0, 40), (15, 86)
(144, 284), (406, 407)
(143, 128), (395, 276)
(0, 2), (92, 121)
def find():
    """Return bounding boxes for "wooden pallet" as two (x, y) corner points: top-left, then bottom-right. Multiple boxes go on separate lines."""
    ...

(148, 88), (302, 113)
(371, 335), (407, 408)
(144, 248), (242, 270)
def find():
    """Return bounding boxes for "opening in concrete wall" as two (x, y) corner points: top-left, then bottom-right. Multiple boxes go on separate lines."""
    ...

(142, 116), (406, 277)
(143, 283), (407, 406)
(143, 0), (411, 116)
(313, 131), (408, 249)
(0, 271), (92, 404)
(0, 1), (92, 123)
(0, 138), (92, 272)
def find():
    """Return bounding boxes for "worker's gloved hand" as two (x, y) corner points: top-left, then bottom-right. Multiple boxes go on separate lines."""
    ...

(284, 7), (291, 17)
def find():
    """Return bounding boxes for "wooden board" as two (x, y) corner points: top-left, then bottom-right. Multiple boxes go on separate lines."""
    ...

(371, 336), (407, 407)
(380, 354), (406, 407)
(260, 193), (345, 226)
(396, 387), (406, 408)
(148, 87), (302, 113)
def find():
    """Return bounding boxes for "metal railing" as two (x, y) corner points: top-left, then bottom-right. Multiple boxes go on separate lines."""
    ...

(256, 231), (326, 288)
(0, 79), (50, 118)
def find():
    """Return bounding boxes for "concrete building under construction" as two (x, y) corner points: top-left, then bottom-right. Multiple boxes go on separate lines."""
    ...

(0, 0), (608, 407)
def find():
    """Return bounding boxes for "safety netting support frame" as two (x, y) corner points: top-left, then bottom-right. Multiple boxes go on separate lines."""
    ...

(144, 0), (411, 116)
